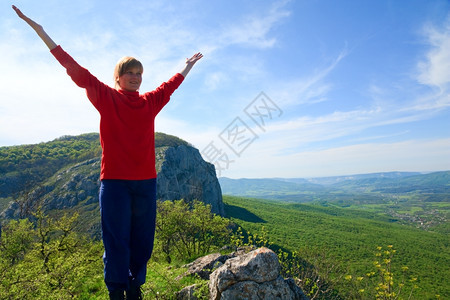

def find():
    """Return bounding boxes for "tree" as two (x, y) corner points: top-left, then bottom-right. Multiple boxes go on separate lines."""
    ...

(0, 211), (104, 299)
(0, 219), (34, 266)
(154, 200), (231, 263)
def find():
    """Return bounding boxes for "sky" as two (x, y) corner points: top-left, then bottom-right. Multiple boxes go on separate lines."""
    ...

(1, 0), (449, 179)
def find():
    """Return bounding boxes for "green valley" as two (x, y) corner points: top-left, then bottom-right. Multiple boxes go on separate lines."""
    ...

(219, 173), (450, 234)
(223, 195), (449, 299)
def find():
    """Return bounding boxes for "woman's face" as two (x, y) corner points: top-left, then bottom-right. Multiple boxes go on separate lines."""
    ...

(118, 67), (142, 92)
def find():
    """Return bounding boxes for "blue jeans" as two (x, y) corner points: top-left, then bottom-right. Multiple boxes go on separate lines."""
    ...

(99, 179), (157, 291)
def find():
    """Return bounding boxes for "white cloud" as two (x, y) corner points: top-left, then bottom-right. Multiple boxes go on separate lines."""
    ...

(268, 47), (348, 107)
(259, 106), (384, 149)
(413, 14), (450, 113)
(418, 17), (450, 90)
(221, 138), (450, 178)
(155, 115), (223, 150)
(216, 0), (291, 49)
(203, 72), (229, 91)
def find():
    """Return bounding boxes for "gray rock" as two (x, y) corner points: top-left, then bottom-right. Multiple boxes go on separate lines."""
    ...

(220, 276), (295, 300)
(176, 284), (199, 300)
(156, 145), (224, 216)
(44, 158), (101, 211)
(179, 252), (228, 280)
(285, 278), (309, 300)
(177, 246), (257, 282)
(208, 247), (308, 300)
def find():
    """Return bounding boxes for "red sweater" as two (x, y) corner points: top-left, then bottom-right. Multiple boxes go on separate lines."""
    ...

(51, 46), (184, 180)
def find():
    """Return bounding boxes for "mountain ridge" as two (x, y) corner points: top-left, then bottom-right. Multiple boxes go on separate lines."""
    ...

(1, 132), (224, 237)
(220, 170), (450, 195)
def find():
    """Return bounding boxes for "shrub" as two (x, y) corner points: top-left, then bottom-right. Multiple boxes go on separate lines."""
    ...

(0, 210), (104, 299)
(154, 199), (231, 263)
(346, 245), (418, 300)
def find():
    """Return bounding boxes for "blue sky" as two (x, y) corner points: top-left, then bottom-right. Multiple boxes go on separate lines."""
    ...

(1, 0), (449, 178)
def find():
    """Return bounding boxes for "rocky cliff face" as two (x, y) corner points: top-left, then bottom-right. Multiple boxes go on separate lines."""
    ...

(1, 144), (224, 236)
(156, 145), (224, 216)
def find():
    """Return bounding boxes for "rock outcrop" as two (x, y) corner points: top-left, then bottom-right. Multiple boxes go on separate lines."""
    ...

(176, 247), (308, 300)
(156, 145), (224, 216)
(209, 247), (307, 300)
(180, 252), (228, 280)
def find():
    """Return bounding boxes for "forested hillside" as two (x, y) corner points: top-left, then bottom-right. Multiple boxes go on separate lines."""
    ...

(0, 132), (189, 212)
(0, 133), (101, 200)
(224, 195), (449, 299)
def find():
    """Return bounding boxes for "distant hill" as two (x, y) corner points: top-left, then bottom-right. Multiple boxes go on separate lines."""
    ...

(218, 177), (326, 198)
(219, 172), (450, 231)
(219, 171), (450, 198)
(305, 171), (422, 185)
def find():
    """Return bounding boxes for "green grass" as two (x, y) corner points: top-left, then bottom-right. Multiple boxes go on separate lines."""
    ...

(433, 202), (450, 208)
(143, 261), (204, 298)
(223, 195), (449, 299)
(61, 260), (203, 299)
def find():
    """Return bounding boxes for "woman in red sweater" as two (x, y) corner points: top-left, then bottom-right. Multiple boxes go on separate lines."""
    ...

(13, 5), (202, 300)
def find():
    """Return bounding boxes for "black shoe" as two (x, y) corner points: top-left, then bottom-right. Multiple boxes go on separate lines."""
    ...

(109, 290), (125, 300)
(126, 285), (143, 300)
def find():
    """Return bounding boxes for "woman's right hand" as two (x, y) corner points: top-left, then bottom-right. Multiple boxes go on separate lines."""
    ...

(12, 5), (57, 50)
(12, 5), (43, 32)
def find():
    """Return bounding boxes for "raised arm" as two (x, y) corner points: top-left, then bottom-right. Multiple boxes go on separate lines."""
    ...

(12, 5), (57, 50)
(180, 52), (203, 78)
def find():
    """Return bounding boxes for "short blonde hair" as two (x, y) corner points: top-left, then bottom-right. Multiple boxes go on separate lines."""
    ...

(114, 56), (144, 89)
